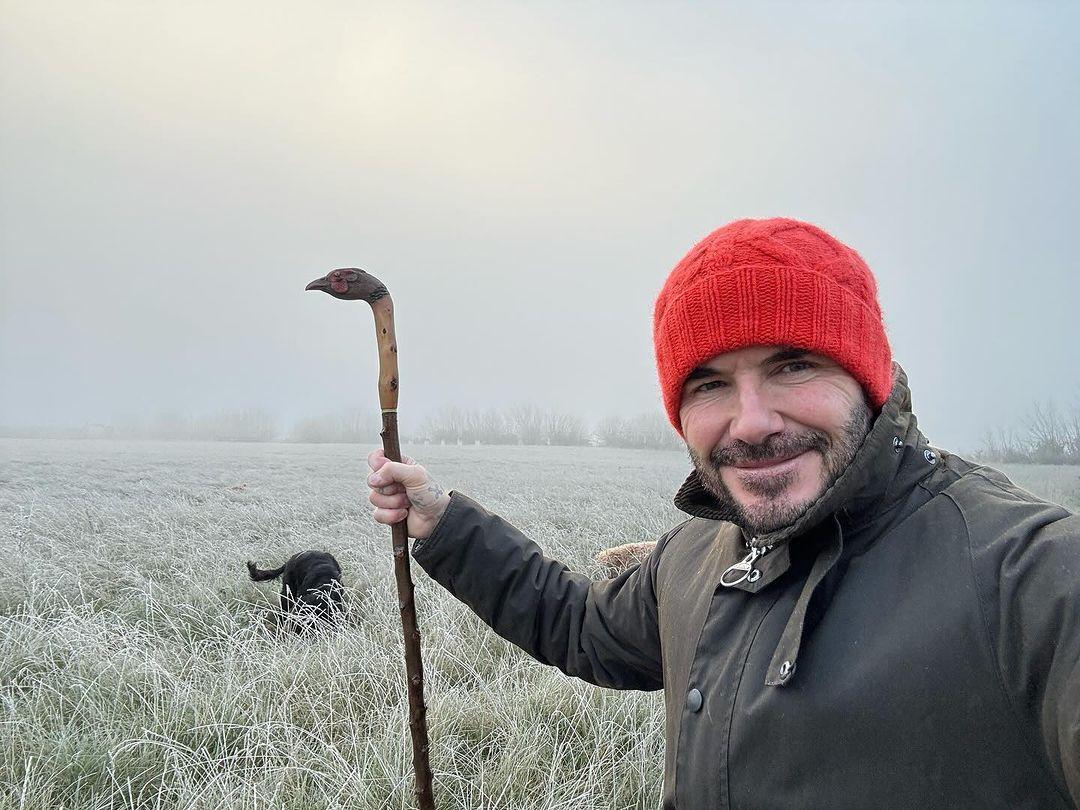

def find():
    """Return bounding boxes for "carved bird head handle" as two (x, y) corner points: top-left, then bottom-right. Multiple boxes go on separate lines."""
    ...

(305, 267), (399, 411)
(305, 268), (388, 304)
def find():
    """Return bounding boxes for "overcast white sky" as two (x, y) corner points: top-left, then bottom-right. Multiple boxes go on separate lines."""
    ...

(1, 0), (1077, 452)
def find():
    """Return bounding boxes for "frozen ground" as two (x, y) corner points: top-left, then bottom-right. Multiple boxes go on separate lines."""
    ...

(1, 438), (1076, 809)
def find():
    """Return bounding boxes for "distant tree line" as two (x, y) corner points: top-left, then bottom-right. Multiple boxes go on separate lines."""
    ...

(9, 399), (1078, 462)
(105, 410), (279, 442)
(593, 412), (684, 450)
(1, 404), (682, 449)
(291, 408), (381, 444)
(974, 401), (1080, 465)
(414, 404), (682, 449)
(418, 405), (587, 447)
(106, 408), (378, 444)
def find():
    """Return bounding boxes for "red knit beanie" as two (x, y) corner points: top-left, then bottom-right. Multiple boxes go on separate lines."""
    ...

(653, 218), (893, 435)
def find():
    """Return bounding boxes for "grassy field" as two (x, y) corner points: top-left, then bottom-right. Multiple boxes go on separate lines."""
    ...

(1, 439), (1077, 809)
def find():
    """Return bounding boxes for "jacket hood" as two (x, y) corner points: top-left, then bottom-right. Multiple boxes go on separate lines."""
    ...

(674, 362), (935, 549)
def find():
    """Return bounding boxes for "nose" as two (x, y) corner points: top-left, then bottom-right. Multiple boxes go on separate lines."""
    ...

(728, 383), (784, 446)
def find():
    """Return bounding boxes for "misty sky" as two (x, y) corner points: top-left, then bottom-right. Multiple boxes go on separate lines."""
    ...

(2, 1), (1078, 453)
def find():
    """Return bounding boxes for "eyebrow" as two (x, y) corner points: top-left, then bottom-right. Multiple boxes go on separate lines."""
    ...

(684, 347), (809, 381)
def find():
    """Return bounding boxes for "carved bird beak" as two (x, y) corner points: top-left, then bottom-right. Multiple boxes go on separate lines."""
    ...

(305, 276), (330, 291)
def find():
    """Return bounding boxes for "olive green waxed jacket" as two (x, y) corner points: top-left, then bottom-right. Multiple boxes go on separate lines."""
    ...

(412, 365), (1080, 808)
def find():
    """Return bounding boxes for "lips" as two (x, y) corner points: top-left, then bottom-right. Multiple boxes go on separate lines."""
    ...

(731, 451), (806, 470)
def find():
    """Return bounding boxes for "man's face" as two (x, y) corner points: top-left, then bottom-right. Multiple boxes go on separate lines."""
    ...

(679, 345), (873, 537)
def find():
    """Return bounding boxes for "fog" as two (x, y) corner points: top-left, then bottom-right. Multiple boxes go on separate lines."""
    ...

(2, 1), (1078, 453)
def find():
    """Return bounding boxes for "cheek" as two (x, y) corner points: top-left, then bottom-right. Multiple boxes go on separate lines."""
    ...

(330, 278), (349, 294)
(774, 382), (861, 433)
(680, 403), (727, 450)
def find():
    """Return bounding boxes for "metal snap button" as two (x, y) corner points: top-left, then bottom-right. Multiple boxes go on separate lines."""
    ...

(924, 449), (937, 464)
(685, 688), (703, 713)
(892, 436), (903, 453)
(747, 569), (762, 583)
(779, 661), (794, 679)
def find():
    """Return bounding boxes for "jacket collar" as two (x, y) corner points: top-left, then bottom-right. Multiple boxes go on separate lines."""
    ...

(673, 362), (930, 550)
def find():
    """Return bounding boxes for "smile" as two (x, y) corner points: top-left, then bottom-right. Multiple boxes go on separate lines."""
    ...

(730, 451), (808, 473)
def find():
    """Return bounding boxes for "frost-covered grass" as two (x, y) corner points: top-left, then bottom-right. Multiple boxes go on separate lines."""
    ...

(0, 439), (1076, 809)
(0, 440), (688, 810)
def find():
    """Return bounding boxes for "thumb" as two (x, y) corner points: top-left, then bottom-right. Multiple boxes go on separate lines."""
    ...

(368, 448), (417, 471)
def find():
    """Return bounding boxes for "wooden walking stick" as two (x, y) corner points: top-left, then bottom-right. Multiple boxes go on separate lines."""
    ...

(306, 268), (435, 810)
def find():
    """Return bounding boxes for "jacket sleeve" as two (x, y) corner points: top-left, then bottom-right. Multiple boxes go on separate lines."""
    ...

(411, 491), (682, 690)
(967, 487), (1080, 805)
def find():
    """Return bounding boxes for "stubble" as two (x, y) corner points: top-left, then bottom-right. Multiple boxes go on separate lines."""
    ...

(688, 402), (873, 536)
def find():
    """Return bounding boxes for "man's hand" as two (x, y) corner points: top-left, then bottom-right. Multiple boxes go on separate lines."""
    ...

(366, 449), (451, 540)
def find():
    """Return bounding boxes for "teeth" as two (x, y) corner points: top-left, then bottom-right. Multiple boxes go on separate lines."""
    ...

(739, 453), (800, 469)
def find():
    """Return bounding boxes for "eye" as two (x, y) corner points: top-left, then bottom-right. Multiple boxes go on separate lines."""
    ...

(779, 360), (814, 374)
(689, 379), (727, 396)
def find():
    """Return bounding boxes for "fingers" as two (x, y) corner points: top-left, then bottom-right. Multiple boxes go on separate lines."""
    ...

(371, 481), (405, 496)
(366, 448), (436, 531)
(368, 488), (409, 510)
(367, 460), (428, 491)
(372, 506), (409, 525)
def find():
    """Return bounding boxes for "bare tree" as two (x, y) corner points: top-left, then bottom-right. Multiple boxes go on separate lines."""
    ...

(626, 412), (682, 450)
(1064, 400), (1080, 463)
(508, 404), (545, 445)
(545, 411), (587, 446)
(1026, 401), (1068, 464)
(595, 414), (629, 448)
(477, 408), (514, 444)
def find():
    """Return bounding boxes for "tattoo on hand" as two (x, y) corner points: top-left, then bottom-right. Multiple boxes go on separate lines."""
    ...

(412, 480), (445, 509)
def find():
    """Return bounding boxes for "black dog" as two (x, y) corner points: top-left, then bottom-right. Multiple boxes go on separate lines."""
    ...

(247, 551), (345, 633)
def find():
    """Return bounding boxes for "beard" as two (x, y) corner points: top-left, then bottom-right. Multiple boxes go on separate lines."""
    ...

(688, 401), (873, 536)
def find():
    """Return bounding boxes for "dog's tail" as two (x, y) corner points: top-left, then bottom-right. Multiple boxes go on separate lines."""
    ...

(247, 560), (286, 582)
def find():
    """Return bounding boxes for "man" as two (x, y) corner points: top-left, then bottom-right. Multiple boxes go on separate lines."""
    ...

(366, 218), (1079, 807)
